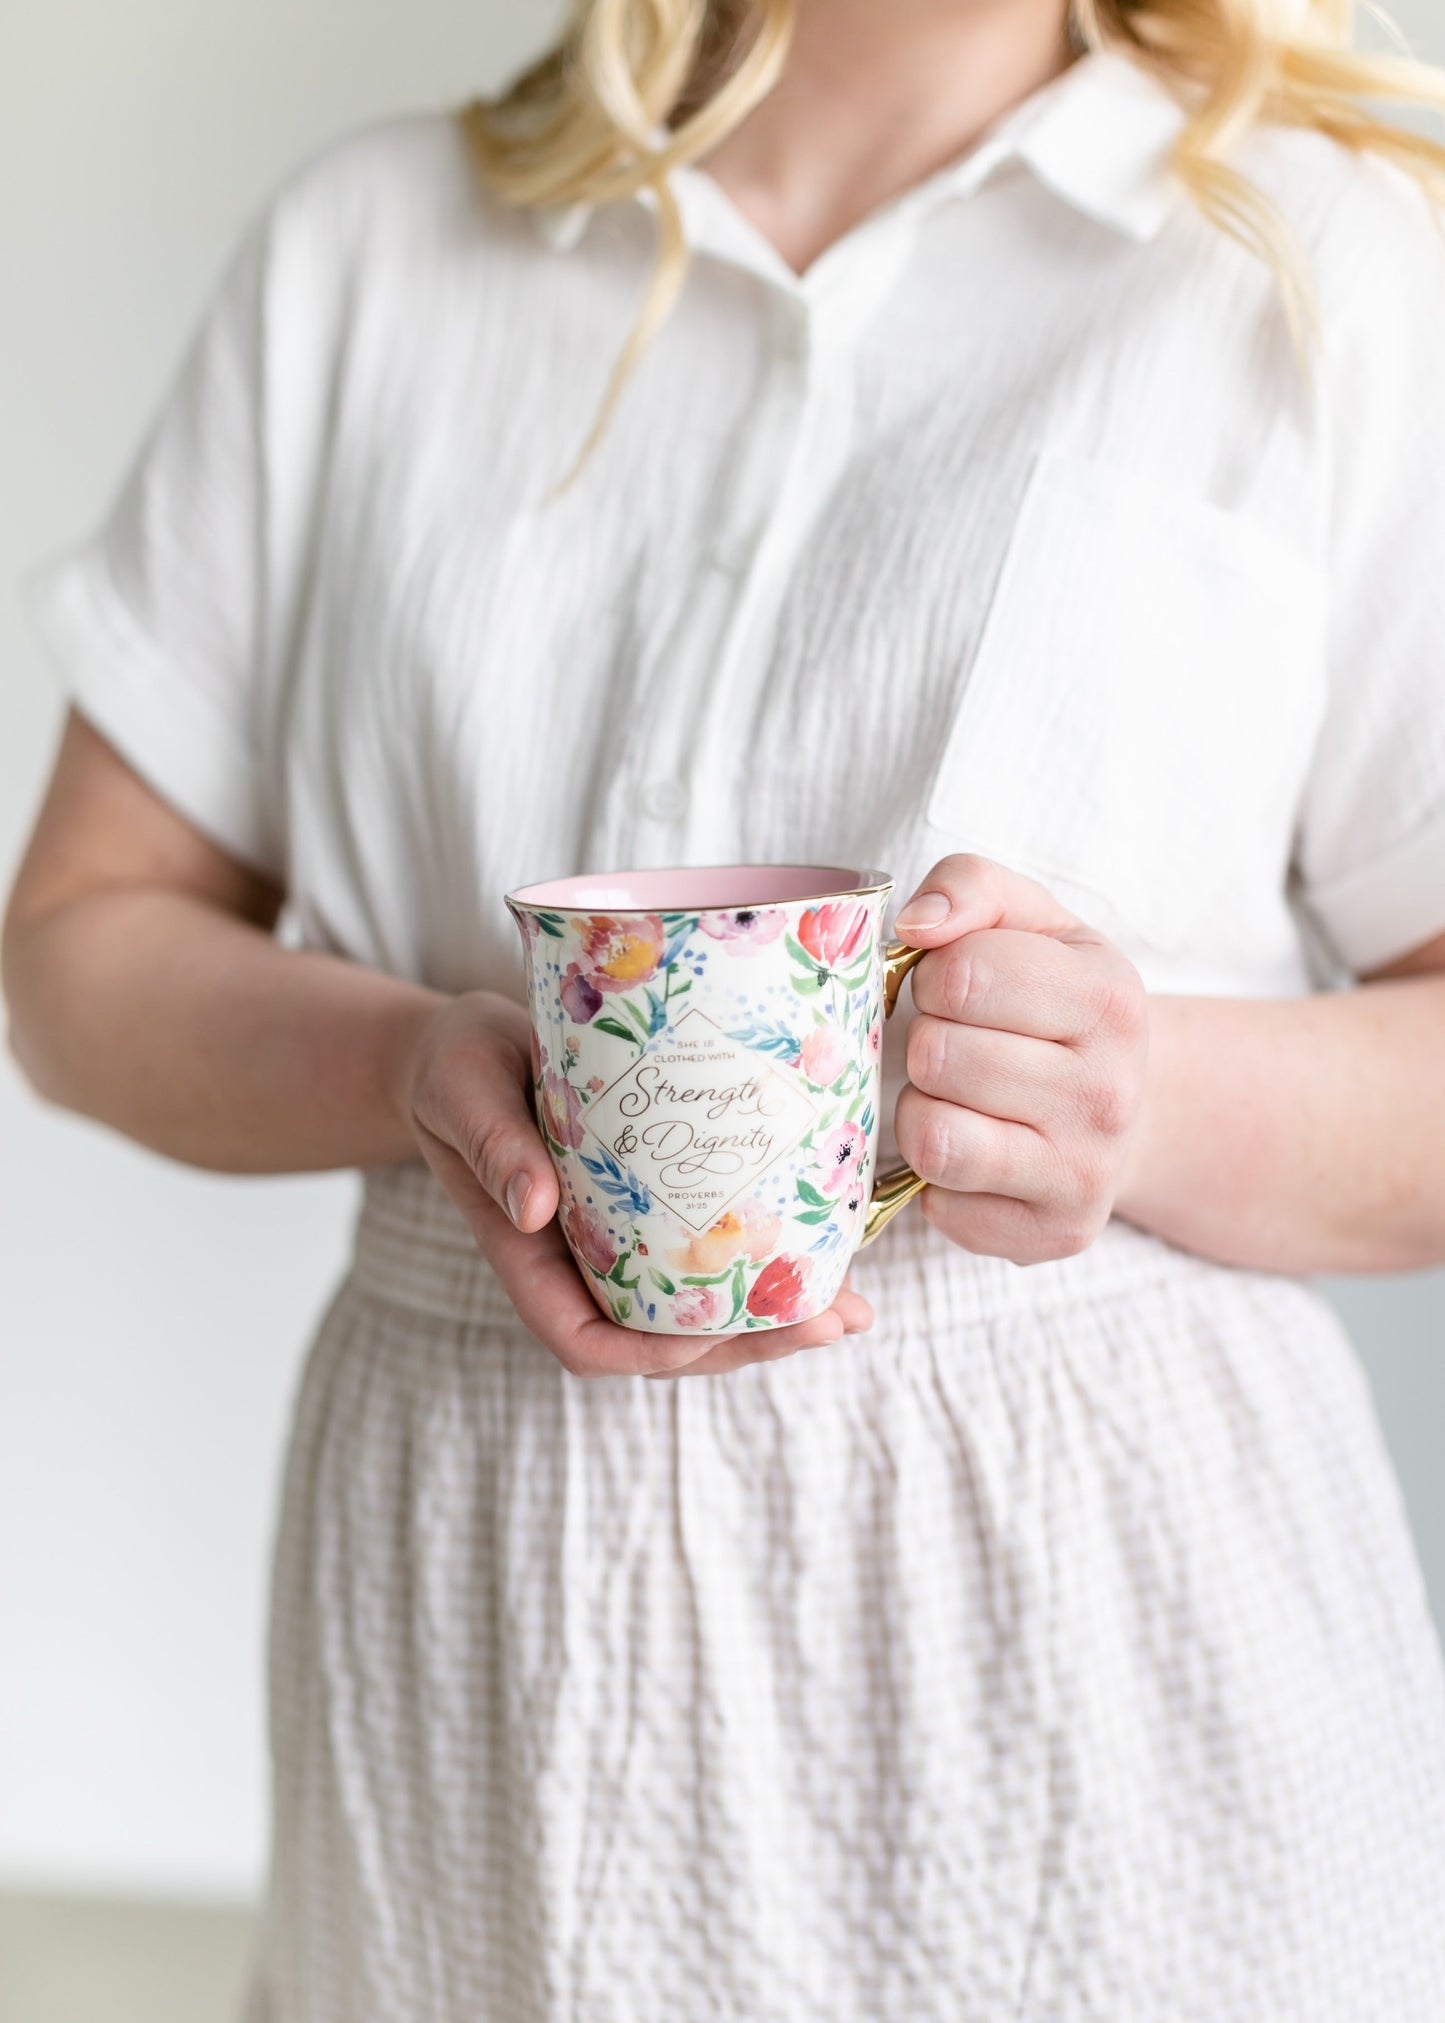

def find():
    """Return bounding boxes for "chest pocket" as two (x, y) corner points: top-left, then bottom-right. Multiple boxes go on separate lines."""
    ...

(924, 449), (1328, 953)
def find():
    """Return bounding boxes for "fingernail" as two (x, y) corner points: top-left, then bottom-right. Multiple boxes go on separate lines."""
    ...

(846, 1306), (875, 1334)
(505, 1172), (532, 1227)
(894, 891), (951, 932)
(815, 1317), (845, 1345)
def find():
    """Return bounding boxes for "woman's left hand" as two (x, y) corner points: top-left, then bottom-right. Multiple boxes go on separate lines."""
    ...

(892, 854), (1150, 1263)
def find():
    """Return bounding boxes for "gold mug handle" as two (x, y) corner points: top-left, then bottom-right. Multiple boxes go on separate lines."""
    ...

(859, 940), (929, 1248)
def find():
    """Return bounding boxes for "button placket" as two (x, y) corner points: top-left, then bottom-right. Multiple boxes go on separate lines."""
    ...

(614, 211), (925, 865)
(680, 320), (861, 857)
(615, 291), (814, 861)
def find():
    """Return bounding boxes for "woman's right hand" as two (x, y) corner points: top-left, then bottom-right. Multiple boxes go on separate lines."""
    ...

(388, 990), (874, 1378)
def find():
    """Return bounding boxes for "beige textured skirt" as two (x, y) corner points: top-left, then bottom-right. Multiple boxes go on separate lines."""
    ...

(242, 1159), (1445, 2021)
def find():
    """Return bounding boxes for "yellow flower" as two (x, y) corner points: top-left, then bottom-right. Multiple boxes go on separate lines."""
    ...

(670, 1212), (749, 1276)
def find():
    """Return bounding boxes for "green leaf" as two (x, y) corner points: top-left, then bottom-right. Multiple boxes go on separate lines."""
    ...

(622, 997), (652, 1036)
(726, 1258), (746, 1325)
(607, 1250), (634, 1284)
(790, 973), (824, 997)
(612, 1295), (633, 1322)
(594, 1016), (636, 1043)
(646, 1267), (677, 1295)
(745, 1315), (768, 1329)
(536, 917), (565, 938)
(796, 1179), (829, 1207)
(617, 1272), (641, 1291)
(784, 933), (812, 966)
(681, 1271), (730, 1287)
(794, 1207), (834, 1226)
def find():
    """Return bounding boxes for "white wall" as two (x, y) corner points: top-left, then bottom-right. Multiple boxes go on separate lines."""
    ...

(0, 0), (561, 1901)
(2, 0), (1442, 1902)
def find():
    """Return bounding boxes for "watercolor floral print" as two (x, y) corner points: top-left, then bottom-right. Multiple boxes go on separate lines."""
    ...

(515, 894), (886, 1333)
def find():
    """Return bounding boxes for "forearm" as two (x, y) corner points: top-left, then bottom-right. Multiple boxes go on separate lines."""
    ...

(1115, 978), (1445, 1274)
(4, 887), (445, 1172)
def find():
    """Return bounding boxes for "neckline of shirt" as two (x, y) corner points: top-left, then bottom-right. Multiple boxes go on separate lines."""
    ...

(531, 46), (1192, 287)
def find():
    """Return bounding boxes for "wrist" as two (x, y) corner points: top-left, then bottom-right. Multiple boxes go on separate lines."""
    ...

(1111, 991), (1174, 1228)
(375, 987), (447, 1152)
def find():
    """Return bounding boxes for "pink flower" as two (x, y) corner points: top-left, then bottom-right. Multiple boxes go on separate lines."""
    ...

(563, 1199), (619, 1277)
(745, 1255), (813, 1324)
(797, 902), (869, 970)
(740, 1196), (781, 1261)
(575, 915), (666, 992)
(560, 962), (603, 1024)
(586, 1074), (605, 1094)
(674, 1284), (726, 1330)
(699, 907), (785, 950)
(799, 1025), (848, 1087)
(819, 1120), (867, 1196)
(867, 1017), (882, 1060)
(541, 1070), (586, 1149)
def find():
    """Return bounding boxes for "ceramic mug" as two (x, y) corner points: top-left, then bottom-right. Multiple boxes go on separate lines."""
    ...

(505, 863), (927, 1336)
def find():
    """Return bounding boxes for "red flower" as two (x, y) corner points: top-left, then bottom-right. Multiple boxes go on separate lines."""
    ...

(745, 1255), (813, 1324)
(797, 902), (869, 969)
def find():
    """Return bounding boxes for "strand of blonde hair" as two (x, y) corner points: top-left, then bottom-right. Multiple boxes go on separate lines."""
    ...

(460, 0), (1445, 476)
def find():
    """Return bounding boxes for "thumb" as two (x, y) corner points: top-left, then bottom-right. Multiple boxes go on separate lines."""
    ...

(414, 1014), (560, 1233)
(893, 852), (1079, 948)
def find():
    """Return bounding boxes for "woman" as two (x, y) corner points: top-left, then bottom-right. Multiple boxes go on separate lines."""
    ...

(6, 0), (1445, 2012)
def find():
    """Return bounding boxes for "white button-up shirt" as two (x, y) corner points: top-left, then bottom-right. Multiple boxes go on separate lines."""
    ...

(28, 48), (1445, 1060)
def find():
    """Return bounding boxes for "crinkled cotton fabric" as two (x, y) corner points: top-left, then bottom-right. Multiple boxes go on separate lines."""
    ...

(24, 42), (1445, 2021)
(242, 1165), (1445, 2022)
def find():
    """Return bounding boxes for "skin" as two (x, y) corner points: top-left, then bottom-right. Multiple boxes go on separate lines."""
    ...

(6, 0), (1445, 1387)
(0, 715), (873, 1380)
(702, 0), (1079, 273)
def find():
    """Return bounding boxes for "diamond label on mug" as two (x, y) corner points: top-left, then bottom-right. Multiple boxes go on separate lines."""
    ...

(584, 1007), (818, 1231)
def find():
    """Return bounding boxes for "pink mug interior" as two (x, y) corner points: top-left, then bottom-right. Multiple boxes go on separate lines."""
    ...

(507, 863), (891, 913)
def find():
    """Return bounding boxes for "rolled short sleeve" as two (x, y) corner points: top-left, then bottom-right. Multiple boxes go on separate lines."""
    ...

(1292, 160), (1445, 976)
(24, 206), (284, 876)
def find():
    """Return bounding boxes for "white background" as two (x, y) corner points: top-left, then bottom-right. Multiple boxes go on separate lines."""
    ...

(1, 0), (1441, 1901)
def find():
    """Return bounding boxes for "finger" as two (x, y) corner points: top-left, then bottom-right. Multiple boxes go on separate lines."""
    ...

(909, 927), (1132, 1044)
(920, 1183), (1102, 1266)
(893, 853), (1090, 949)
(894, 1081), (1056, 1201)
(412, 1019), (559, 1231)
(431, 1142), (877, 1380)
(644, 1288), (876, 1379)
(906, 1012), (1076, 1126)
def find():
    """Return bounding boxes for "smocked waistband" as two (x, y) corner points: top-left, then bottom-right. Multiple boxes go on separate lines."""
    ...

(347, 1159), (1232, 1338)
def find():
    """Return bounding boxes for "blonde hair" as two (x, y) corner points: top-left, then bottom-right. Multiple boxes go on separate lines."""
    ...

(460, 0), (1445, 464)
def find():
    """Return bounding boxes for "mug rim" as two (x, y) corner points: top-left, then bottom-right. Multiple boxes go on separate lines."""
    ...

(506, 862), (894, 916)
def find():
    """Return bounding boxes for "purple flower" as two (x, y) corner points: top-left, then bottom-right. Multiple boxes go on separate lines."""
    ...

(561, 962), (603, 1024)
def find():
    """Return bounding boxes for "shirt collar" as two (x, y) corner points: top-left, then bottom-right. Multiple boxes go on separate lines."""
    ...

(533, 46), (1190, 260)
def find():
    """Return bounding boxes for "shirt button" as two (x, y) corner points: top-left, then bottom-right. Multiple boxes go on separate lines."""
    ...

(641, 779), (688, 822)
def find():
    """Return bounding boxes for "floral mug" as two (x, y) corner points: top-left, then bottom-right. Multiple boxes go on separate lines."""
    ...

(505, 864), (927, 1336)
